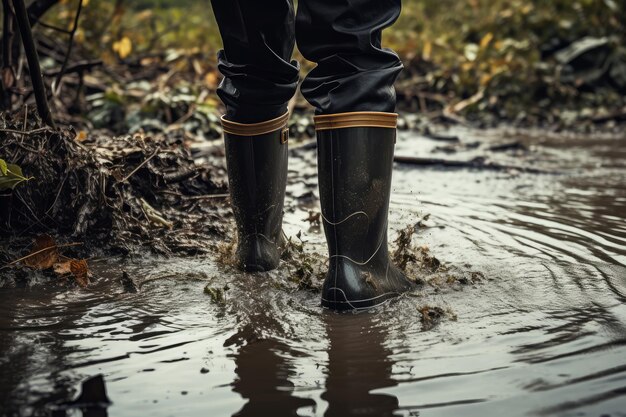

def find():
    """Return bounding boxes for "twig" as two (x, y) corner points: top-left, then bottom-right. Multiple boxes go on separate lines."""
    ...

(159, 190), (229, 200)
(37, 20), (71, 34)
(120, 147), (160, 183)
(591, 109), (626, 123)
(1, 242), (83, 269)
(11, 0), (56, 128)
(165, 103), (196, 132)
(44, 59), (102, 77)
(1, 0), (17, 108)
(0, 127), (51, 135)
(26, 0), (60, 27)
(53, 0), (83, 94)
(182, 193), (229, 200)
(393, 155), (554, 174)
(140, 198), (173, 229)
(2, 0), (15, 70)
(45, 172), (68, 215)
(446, 88), (485, 114)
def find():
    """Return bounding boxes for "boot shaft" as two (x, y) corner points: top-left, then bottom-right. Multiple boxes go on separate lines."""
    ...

(222, 112), (289, 247)
(316, 118), (397, 266)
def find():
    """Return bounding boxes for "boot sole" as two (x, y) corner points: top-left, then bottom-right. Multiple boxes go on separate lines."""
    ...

(321, 287), (401, 311)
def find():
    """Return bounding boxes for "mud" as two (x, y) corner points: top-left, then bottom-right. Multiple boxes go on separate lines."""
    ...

(1, 126), (625, 416)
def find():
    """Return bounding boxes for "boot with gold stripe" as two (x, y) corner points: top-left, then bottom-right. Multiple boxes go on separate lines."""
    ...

(315, 112), (417, 310)
(221, 112), (289, 272)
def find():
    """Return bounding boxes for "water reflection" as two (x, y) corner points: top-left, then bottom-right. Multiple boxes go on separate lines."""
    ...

(322, 312), (400, 417)
(229, 323), (316, 417)
(228, 311), (403, 417)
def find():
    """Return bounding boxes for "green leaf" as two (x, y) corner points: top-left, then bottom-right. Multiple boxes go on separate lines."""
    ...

(0, 161), (31, 190)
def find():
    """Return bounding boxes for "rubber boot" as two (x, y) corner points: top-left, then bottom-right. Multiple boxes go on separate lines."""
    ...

(315, 112), (417, 310)
(222, 112), (289, 272)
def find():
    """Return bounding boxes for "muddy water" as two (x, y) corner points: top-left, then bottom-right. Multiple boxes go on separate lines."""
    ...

(1, 128), (626, 416)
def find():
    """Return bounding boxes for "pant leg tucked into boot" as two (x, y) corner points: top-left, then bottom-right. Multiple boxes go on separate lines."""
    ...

(222, 113), (289, 272)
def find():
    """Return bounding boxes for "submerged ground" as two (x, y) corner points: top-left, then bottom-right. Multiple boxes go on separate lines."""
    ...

(1, 125), (625, 416)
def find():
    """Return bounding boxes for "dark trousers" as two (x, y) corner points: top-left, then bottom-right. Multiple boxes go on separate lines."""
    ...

(210, 0), (403, 123)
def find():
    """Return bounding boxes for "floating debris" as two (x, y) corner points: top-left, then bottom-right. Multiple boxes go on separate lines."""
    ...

(120, 271), (139, 293)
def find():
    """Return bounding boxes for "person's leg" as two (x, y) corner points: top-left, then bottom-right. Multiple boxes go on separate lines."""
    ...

(295, 0), (403, 114)
(211, 0), (299, 123)
(211, 0), (297, 271)
(296, 0), (416, 309)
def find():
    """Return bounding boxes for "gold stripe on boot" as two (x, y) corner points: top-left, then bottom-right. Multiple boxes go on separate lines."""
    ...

(314, 111), (398, 131)
(221, 112), (290, 136)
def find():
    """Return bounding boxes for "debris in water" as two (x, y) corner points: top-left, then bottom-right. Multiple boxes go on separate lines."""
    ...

(73, 374), (111, 406)
(204, 284), (228, 304)
(5, 235), (91, 287)
(281, 235), (325, 291)
(419, 245), (442, 272)
(392, 224), (419, 271)
(363, 271), (379, 290)
(488, 141), (528, 153)
(215, 232), (237, 267)
(51, 374), (111, 415)
(120, 271), (139, 293)
(23, 235), (59, 270)
(69, 260), (90, 288)
(303, 211), (321, 226)
(392, 223), (442, 277)
(471, 271), (486, 282)
(419, 305), (446, 331)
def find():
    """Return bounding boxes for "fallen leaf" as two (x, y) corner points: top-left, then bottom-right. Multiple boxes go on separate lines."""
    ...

(422, 40), (432, 61)
(24, 235), (59, 270)
(1, 67), (15, 88)
(303, 211), (321, 225)
(75, 130), (88, 142)
(70, 259), (90, 287)
(205, 71), (219, 89)
(53, 261), (72, 275)
(480, 32), (494, 50)
(113, 36), (132, 59)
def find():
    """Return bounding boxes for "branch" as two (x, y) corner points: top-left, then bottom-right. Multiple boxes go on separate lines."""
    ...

(9, 0), (60, 73)
(1, 0), (17, 109)
(11, 0), (56, 128)
(53, 0), (83, 94)
(26, 0), (60, 27)
(44, 59), (102, 77)
(2, 0), (15, 69)
(393, 155), (554, 174)
(37, 20), (72, 34)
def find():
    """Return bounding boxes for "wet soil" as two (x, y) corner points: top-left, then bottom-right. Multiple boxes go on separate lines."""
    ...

(1, 125), (625, 416)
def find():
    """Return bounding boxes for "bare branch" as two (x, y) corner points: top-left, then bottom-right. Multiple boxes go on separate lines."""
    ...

(1, 0), (17, 109)
(11, 0), (56, 128)
(53, 0), (83, 94)
(37, 20), (72, 35)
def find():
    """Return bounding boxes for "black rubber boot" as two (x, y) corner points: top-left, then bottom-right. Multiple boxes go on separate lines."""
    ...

(315, 112), (417, 310)
(222, 112), (289, 272)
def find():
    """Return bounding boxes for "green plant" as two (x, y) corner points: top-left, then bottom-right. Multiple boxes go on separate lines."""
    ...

(0, 159), (32, 190)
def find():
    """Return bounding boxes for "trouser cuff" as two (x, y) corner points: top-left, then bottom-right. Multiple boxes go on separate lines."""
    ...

(224, 103), (289, 125)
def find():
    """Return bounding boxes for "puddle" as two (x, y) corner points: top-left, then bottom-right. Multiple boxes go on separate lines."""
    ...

(2, 127), (625, 416)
